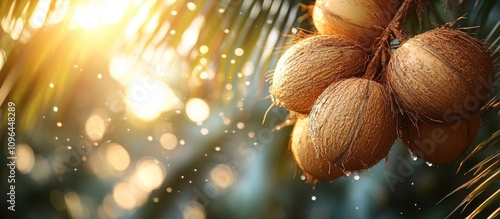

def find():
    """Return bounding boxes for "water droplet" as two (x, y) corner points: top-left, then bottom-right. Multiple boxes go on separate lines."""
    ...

(426, 162), (433, 167)
(194, 169), (197, 172)
(166, 187), (173, 193)
(57, 122), (62, 127)
(53, 106), (59, 112)
(311, 196), (316, 201)
(300, 175), (306, 181)
(353, 173), (360, 181)
(410, 152), (418, 161)
(49, 83), (54, 88)
(356, 207), (359, 210)
(237, 122), (245, 129)
(215, 146), (221, 151)
(67, 146), (72, 149)
(147, 136), (153, 141)
(97, 74), (102, 79)
(153, 197), (159, 203)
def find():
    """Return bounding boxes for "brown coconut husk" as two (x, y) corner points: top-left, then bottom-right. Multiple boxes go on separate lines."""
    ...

(271, 34), (367, 114)
(309, 78), (397, 171)
(399, 112), (481, 164)
(291, 117), (345, 183)
(387, 28), (494, 122)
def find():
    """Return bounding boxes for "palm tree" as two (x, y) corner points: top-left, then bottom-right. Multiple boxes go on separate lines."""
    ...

(0, 0), (498, 218)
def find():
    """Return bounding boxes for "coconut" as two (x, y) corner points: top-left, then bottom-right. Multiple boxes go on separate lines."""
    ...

(271, 35), (367, 114)
(399, 112), (481, 164)
(387, 28), (494, 122)
(291, 117), (345, 182)
(312, 0), (400, 48)
(309, 78), (397, 171)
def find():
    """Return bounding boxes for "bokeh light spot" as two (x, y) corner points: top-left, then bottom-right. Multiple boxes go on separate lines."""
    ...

(210, 164), (235, 190)
(185, 98), (210, 123)
(183, 201), (206, 219)
(16, 143), (35, 173)
(106, 143), (130, 171)
(160, 133), (178, 150)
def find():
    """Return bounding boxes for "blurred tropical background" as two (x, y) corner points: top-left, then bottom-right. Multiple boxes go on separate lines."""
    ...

(0, 0), (499, 218)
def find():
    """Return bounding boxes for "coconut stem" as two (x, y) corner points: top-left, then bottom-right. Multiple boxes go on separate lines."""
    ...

(363, 0), (421, 81)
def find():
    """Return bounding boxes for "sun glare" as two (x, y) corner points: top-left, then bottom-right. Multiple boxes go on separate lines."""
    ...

(126, 74), (181, 121)
(71, 0), (130, 29)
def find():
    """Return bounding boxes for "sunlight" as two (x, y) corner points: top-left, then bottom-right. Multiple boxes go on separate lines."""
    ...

(109, 56), (134, 86)
(71, 0), (130, 29)
(125, 74), (181, 121)
(125, 0), (154, 38)
(29, 0), (50, 29)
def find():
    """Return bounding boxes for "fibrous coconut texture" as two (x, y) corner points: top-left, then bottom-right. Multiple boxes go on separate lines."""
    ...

(309, 78), (397, 171)
(387, 28), (494, 122)
(291, 117), (345, 183)
(271, 35), (367, 114)
(399, 112), (481, 164)
(313, 0), (400, 48)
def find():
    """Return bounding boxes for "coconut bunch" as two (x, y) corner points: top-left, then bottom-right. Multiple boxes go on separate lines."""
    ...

(272, 0), (494, 183)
